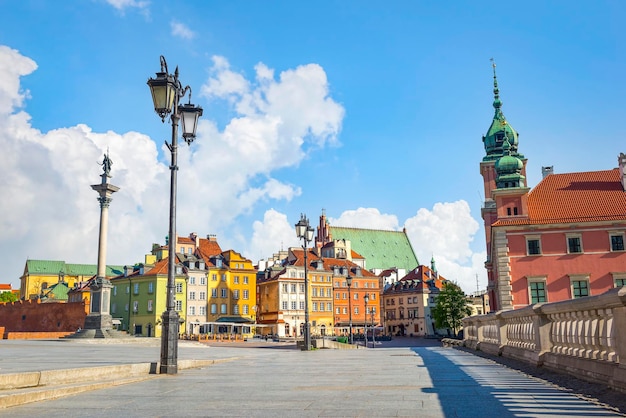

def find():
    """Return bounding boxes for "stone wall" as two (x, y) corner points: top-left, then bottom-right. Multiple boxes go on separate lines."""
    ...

(463, 287), (626, 393)
(0, 299), (86, 337)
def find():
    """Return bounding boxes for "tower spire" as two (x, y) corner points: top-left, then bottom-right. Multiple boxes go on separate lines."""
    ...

(490, 58), (502, 111)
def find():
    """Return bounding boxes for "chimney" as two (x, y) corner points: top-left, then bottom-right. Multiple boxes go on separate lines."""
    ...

(541, 166), (554, 179)
(619, 153), (626, 191)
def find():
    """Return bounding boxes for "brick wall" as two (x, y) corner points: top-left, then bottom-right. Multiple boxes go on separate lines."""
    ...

(0, 300), (86, 334)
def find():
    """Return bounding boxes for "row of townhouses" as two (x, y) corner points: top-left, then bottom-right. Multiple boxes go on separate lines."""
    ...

(18, 214), (451, 338)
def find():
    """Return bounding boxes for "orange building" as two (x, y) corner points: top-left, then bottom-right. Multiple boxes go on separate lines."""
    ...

(480, 65), (626, 310)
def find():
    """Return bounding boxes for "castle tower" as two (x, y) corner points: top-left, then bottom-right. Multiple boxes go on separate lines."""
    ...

(480, 61), (528, 311)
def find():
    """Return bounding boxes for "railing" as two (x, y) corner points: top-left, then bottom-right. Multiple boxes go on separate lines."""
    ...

(463, 287), (626, 393)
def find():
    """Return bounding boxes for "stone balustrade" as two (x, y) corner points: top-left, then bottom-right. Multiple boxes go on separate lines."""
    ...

(463, 287), (626, 393)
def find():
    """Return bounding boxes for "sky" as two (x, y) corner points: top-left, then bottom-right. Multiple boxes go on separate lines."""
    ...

(1, 1), (624, 294)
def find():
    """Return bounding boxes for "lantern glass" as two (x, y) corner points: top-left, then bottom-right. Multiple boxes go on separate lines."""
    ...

(148, 72), (177, 121)
(180, 103), (203, 140)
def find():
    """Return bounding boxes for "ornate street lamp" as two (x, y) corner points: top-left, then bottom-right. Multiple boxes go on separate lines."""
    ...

(346, 272), (353, 345)
(295, 214), (314, 351)
(364, 293), (369, 348)
(148, 55), (203, 375)
(371, 296), (376, 349)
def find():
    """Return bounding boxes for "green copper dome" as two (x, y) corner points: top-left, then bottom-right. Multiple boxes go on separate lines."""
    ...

(495, 137), (525, 188)
(482, 61), (523, 162)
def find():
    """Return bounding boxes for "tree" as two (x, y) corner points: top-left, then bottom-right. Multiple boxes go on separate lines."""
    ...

(431, 281), (472, 338)
(0, 291), (17, 303)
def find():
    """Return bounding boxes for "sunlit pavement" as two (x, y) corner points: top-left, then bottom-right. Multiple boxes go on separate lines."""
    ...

(0, 338), (622, 417)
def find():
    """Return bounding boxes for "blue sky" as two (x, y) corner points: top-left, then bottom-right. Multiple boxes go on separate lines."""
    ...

(1, 1), (624, 293)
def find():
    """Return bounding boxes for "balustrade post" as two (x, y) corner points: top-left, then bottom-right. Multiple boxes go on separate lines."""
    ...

(532, 303), (551, 366)
(496, 311), (507, 355)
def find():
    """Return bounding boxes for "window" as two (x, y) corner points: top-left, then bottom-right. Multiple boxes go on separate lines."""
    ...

(111, 303), (116, 314)
(312, 302), (318, 312)
(291, 301), (297, 310)
(319, 303), (324, 312)
(220, 304), (227, 314)
(233, 290), (240, 300)
(312, 288), (318, 297)
(353, 293), (358, 300)
(355, 307), (359, 314)
(567, 234), (583, 254)
(327, 288), (331, 297)
(189, 291), (196, 300)
(282, 301), (288, 310)
(125, 303), (129, 312)
(133, 300), (138, 313)
(299, 301), (305, 309)
(200, 276), (206, 285)
(221, 288), (227, 298)
(372, 293), (376, 300)
(613, 273), (626, 288)
(342, 307), (347, 314)
(176, 282), (183, 293)
(189, 306), (195, 315)
(243, 305), (249, 314)
(212, 274), (217, 281)
(113, 286), (117, 296)
(211, 288), (217, 298)
(243, 276), (249, 284)
(233, 305), (239, 314)
(399, 297), (403, 305)
(291, 284), (297, 292)
(526, 237), (541, 255)
(189, 277), (196, 285)
(242, 290), (248, 300)
(571, 279), (589, 298)
(610, 233), (625, 251)
(528, 280), (547, 303)
(199, 306), (206, 315)
(300, 284), (305, 292)
(327, 302), (332, 311)
(211, 304), (217, 314)
(221, 274), (227, 282)
(126, 286), (130, 294)
(336, 292), (340, 299)
(234, 276), (239, 284)
(199, 291), (206, 300)
(175, 300), (182, 311)
(133, 283), (139, 294)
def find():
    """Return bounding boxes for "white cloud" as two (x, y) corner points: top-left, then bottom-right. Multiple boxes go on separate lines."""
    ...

(330, 208), (399, 230)
(0, 47), (344, 288)
(249, 209), (300, 261)
(170, 20), (195, 40)
(404, 201), (486, 294)
(105, 0), (149, 12)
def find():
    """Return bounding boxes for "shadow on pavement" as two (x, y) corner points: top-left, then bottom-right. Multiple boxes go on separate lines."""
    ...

(412, 347), (621, 418)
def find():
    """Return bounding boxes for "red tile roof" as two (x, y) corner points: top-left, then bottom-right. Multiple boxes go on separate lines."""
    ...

(494, 169), (626, 226)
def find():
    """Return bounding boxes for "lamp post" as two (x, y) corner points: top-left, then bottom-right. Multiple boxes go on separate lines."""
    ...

(346, 272), (353, 345)
(295, 214), (314, 351)
(364, 293), (369, 347)
(371, 298), (375, 349)
(148, 55), (203, 375)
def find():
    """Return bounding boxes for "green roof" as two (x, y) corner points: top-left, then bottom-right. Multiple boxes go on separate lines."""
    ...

(329, 227), (419, 272)
(25, 260), (124, 277)
(42, 281), (69, 301)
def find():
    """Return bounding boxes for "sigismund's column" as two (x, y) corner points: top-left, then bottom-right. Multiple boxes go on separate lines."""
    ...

(84, 152), (120, 332)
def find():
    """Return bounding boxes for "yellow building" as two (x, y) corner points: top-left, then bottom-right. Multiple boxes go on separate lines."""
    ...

(19, 260), (124, 301)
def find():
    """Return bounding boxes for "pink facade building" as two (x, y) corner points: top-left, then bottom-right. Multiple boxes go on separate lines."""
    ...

(480, 64), (626, 311)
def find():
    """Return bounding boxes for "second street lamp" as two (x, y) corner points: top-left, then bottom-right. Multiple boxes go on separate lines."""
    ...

(364, 293), (369, 348)
(295, 214), (314, 351)
(346, 272), (353, 345)
(148, 55), (202, 375)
